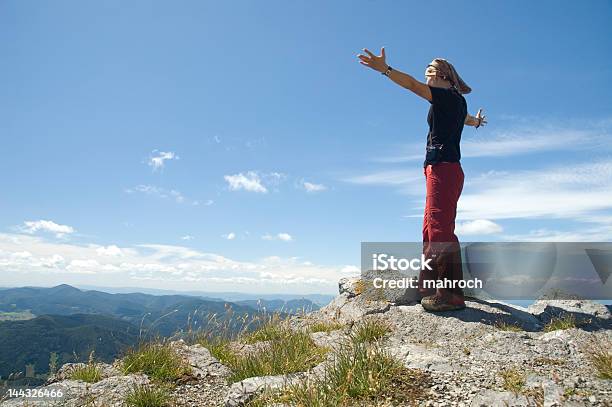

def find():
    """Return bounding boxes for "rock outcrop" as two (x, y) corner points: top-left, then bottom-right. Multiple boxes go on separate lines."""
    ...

(1, 279), (610, 407)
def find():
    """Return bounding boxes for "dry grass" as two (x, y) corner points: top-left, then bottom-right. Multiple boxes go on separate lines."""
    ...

(584, 338), (612, 379)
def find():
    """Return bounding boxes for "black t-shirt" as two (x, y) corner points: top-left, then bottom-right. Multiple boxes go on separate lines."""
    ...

(424, 85), (467, 167)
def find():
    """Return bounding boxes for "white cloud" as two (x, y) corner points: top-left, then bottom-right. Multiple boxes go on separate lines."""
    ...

(224, 172), (267, 193)
(500, 227), (612, 242)
(125, 185), (201, 206)
(343, 170), (423, 195)
(96, 245), (123, 257)
(224, 171), (287, 193)
(181, 235), (194, 241)
(0, 233), (346, 294)
(223, 232), (236, 240)
(262, 233), (293, 242)
(22, 220), (75, 238)
(302, 181), (327, 193)
(455, 219), (503, 235)
(148, 150), (179, 171)
(277, 233), (293, 241)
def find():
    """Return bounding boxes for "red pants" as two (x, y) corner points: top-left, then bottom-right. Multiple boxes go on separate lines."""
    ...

(419, 162), (465, 299)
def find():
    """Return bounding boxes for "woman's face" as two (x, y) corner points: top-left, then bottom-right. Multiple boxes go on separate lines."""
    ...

(425, 65), (438, 85)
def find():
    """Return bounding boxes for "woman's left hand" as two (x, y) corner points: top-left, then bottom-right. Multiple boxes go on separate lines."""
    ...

(475, 108), (488, 128)
(357, 47), (388, 73)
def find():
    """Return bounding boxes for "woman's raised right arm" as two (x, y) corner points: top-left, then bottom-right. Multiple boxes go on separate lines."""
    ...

(357, 47), (432, 102)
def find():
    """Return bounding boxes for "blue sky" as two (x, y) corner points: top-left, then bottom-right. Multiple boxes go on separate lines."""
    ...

(1, 0), (611, 294)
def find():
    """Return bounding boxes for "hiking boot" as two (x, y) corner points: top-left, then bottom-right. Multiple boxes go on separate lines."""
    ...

(421, 294), (466, 312)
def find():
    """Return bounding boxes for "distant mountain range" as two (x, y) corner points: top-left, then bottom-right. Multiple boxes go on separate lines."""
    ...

(73, 285), (335, 306)
(0, 284), (325, 379)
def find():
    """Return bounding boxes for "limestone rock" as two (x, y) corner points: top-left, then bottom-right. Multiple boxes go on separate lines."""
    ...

(361, 269), (421, 305)
(170, 340), (232, 378)
(338, 277), (360, 298)
(224, 374), (302, 407)
(528, 300), (611, 330)
(2, 374), (149, 407)
(316, 292), (390, 323)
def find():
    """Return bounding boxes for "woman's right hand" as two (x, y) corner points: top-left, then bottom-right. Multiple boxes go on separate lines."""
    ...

(357, 47), (388, 73)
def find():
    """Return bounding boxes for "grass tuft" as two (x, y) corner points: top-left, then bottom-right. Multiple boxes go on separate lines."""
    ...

(543, 314), (576, 332)
(494, 320), (524, 332)
(308, 320), (344, 334)
(68, 352), (102, 383)
(243, 314), (286, 344)
(121, 341), (191, 383)
(69, 364), (103, 383)
(125, 384), (170, 407)
(351, 318), (392, 344)
(585, 338), (612, 379)
(229, 328), (327, 383)
(251, 342), (430, 406)
(500, 367), (526, 394)
(197, 334), (237, 366)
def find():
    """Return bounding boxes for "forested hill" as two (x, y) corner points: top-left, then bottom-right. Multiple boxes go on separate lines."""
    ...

(0, 313), (138, 379)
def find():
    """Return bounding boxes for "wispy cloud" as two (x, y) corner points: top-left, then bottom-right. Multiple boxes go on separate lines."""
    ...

(223, 232), (236, 240)
(500, 226), (612, 242)
(180, 235), (194, 241)
(455, 219), (503, 235)
(343, 170), (423, 195)
(457, 160), (612, 221)
(125, 185), (201, 206)
(301, 180), (328, 193)
(374, 123), (610, 163)
(148, 150), (179, 171)
(21, 220), (75, 238)
(262, 233), (293, 242)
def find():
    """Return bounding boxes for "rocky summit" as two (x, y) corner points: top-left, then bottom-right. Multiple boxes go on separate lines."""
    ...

(1, 278), (611, 407)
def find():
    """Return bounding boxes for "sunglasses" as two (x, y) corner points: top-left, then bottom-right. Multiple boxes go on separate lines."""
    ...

(425, 65), (438, 76)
